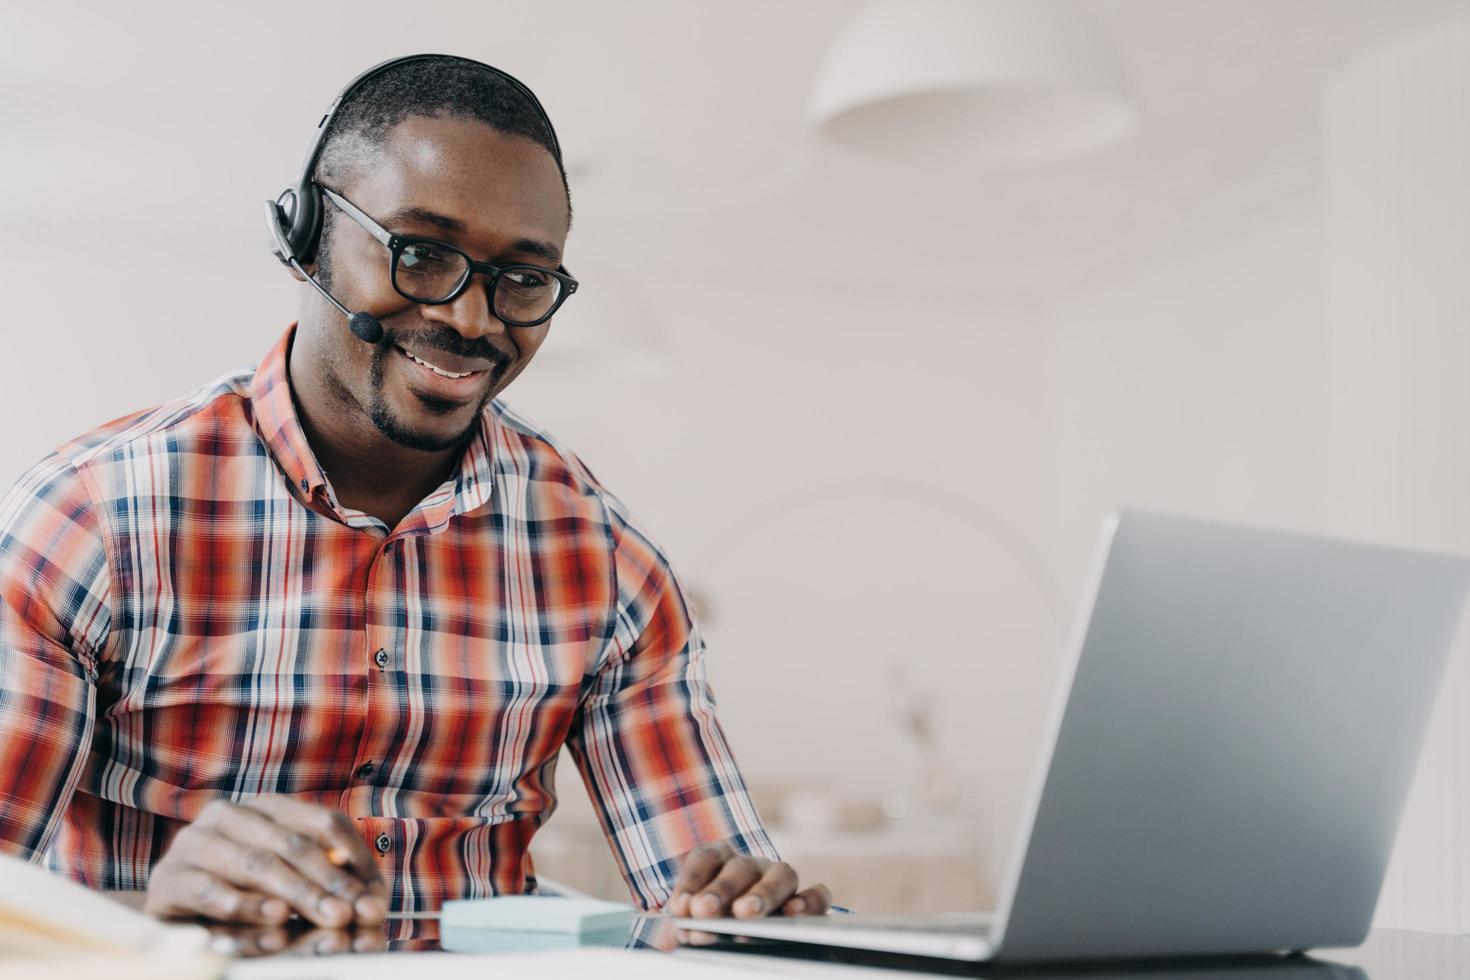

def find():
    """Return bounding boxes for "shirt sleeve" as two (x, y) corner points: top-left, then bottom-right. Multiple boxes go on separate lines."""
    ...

(565, 491), (778, 909)
(0, 452), (110, 860)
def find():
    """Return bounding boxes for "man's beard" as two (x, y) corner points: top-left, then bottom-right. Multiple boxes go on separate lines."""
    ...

(320, 240), (501, 454)
(364, 344), (496, 453)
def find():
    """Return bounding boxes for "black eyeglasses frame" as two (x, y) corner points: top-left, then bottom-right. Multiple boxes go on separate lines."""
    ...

(318, 184), (578, 328)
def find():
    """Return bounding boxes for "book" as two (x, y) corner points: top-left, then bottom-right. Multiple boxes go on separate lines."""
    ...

(0, 850), (222, 979)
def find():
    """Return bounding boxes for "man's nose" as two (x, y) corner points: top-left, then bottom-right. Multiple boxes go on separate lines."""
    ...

(427, 273), (507, 340)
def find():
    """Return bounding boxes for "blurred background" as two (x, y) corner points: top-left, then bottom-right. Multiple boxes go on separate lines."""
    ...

(4, 0), (1470, 931)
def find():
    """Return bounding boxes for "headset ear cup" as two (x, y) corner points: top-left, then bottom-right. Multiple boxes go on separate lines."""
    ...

(285, 181), (323, 265)
(265, 193), (296, 267)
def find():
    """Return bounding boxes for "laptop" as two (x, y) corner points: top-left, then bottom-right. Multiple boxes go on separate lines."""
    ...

(677, 510), (1470, 962)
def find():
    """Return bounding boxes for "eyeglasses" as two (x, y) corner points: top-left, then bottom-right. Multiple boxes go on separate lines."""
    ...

(318, 184), (578, 327)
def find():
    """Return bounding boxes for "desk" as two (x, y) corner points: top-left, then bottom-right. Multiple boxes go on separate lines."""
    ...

(212, 918), (1469, 979)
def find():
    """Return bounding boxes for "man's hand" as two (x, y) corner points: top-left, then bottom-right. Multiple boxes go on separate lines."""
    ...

(203, 921), (389, 959)
(144, 796), (388, 928)
(663, 842), (832, 919)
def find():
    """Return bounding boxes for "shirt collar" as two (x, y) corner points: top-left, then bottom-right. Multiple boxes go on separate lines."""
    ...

(249, 322), (497, 526)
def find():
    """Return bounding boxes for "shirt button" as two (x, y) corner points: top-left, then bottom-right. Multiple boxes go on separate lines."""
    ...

(373, 648), (389, 669)
(375, 833), (392, 854)
(299, 478), (309, 492)
(356, 761), (376, 780)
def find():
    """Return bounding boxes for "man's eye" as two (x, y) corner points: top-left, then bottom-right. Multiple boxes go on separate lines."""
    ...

(400, 244), (455, 269)
(503, 269), (552, 290)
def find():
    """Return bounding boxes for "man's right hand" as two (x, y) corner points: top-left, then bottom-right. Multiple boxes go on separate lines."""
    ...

(144, 796), (388, 928)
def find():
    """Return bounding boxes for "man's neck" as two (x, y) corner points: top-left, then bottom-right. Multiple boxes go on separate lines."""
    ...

(294, 393), (462, 527)
(287, 334), (465, 528)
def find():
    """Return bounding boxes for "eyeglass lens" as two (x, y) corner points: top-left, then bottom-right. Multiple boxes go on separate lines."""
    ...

(393, 241), (563, 324)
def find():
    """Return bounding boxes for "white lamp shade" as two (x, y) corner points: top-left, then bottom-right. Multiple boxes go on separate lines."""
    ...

(810, 0), (1138, 166)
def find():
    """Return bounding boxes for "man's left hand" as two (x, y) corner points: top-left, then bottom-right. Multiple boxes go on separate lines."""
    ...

(663, 842), (832, 918)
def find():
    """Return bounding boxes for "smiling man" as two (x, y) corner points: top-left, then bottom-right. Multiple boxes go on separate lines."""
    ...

(0, 55), (828, 929)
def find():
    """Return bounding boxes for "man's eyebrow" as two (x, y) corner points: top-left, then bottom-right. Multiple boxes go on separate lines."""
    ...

(384, 205), (467, 235)
(383, 206), (563, 265)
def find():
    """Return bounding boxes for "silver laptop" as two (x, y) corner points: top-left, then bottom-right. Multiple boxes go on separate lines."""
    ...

(677, 510), (1470, 962)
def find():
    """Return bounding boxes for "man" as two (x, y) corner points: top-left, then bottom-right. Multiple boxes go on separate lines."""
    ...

(0, 55), (830, 929)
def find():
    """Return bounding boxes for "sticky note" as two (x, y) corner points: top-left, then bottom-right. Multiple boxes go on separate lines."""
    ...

(439, 896), (636, 936)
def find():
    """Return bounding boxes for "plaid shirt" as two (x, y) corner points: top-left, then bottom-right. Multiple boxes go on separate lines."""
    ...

(0, 322), (775, 911)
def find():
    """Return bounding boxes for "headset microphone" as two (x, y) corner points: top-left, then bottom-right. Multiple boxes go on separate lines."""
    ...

(348, 311), (384, 344)
(263, 200), (385, 344)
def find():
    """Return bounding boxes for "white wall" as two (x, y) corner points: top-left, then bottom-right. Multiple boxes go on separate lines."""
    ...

(1046, 191), (1330, 588)
(1, 222), (295, 478)
(1325, 11), (1470, 932)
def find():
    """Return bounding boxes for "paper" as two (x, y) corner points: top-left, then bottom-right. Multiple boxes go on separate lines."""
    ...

(225, 947), (807, 979)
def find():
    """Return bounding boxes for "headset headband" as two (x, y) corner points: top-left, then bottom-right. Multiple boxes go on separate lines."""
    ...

(295, 53), (563, 190)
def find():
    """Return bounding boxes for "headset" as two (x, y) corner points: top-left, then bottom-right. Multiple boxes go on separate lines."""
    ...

(263, 54), (563, 344)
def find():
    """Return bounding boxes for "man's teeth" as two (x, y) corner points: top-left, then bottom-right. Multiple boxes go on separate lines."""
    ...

(401, 347), (478, 379)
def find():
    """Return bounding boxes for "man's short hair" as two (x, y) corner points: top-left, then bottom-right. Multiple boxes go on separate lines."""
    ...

(312, 55), (572, 273)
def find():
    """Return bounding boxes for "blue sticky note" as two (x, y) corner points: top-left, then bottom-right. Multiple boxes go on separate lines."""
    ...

(440, 896), (636, 936)
(439, 923), (631, 954)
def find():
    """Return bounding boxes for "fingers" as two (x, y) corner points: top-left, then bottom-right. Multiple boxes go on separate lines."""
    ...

(186, 831), (355, 928)
(239, 797), (388, 923)
(284, 925), (387, 956)
(688, 854), (770, 918)
(665, 842), (734, 916)
(780, 883), (833, 917)
(663, 845), (814, 920)
(729, 861), (799, 919)
(146, 797), (390, 929)
(205, 923), (388, 958)
(145, 867), (290, 926)
(205, 923), (291, 957)
(674, 926), (726, 947)
(242, 797), (382, 888)
(209, 803), (375, 919)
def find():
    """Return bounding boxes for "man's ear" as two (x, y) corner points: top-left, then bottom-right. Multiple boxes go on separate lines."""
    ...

(286, 255), (318, 284)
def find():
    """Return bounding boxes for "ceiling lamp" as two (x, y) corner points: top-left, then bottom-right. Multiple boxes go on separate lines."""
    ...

(809, 0), (1138, 167)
